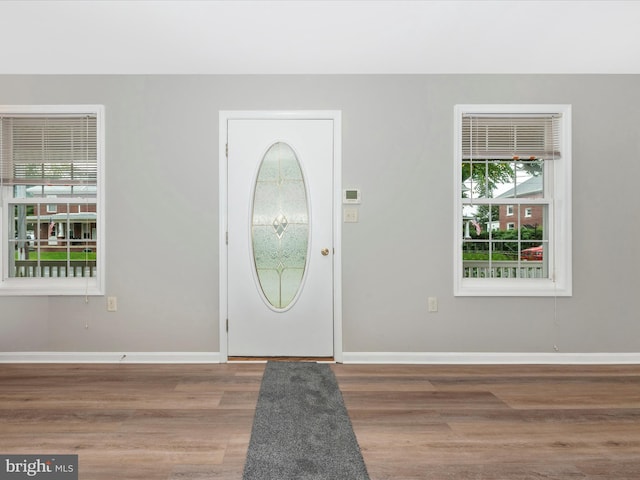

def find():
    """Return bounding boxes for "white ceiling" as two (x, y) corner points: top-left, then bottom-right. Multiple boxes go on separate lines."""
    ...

(1, 0), (639, 74)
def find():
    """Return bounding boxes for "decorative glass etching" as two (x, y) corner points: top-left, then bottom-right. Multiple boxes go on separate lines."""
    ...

(252, 142), (309, 310)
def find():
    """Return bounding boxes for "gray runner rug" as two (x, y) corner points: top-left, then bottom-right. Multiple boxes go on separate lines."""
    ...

(243, 361), (370, 480)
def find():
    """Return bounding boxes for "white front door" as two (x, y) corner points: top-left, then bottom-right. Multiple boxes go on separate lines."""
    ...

(223, 114), (338, 357)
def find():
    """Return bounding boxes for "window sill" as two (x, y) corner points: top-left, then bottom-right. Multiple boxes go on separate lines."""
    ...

(455, 278), (572, 297)
(0, 278), (104, 296)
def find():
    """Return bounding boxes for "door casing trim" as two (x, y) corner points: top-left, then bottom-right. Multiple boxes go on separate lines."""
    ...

(219, 111), (342, 363)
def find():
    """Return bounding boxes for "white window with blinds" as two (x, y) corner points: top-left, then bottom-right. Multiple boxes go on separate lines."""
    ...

(454, 104), (571, 296)
(0, 105), (104, 295)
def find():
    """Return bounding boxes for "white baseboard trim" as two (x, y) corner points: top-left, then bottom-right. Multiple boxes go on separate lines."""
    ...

(2, 351), (638, 365)
(342, 352), (640, 364)
(0, 352), (222, 364)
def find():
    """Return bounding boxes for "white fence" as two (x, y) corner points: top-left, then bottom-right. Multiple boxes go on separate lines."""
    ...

(464, 261), (544, 278)
(14, 260), (97, 278)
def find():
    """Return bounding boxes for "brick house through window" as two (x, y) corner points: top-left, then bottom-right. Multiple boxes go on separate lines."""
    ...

(23, 186), (97, 253)
(497, 175), (544, 231)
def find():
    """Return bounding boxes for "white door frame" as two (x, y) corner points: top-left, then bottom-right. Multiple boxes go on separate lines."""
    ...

(219, 111), (342, 362)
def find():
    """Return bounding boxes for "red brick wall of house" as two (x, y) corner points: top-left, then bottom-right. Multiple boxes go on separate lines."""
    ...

(498, 192), (544, 231)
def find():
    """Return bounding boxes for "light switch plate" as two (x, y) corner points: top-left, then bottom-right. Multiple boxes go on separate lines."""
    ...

(344, 207), (359, 223)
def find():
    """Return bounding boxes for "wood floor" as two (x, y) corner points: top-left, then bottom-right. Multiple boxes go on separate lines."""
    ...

(0, 363), (639, 479)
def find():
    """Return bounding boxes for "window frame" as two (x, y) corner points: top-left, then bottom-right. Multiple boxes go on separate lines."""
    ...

(453, 104), (572, 297)
(0, 105), (105, 296)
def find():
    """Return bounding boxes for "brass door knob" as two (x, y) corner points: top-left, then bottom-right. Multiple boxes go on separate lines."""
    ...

(321, 248), (330, 256)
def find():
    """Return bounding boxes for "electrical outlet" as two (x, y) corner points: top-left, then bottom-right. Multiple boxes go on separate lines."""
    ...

(107, 296), (117, 312)
(428, 296), (438, 313)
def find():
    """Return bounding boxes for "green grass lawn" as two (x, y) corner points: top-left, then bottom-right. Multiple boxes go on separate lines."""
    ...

(463, 252), (515, 261)
(18, 251), (96, 261)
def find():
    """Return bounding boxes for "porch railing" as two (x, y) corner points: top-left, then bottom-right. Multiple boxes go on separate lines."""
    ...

(14, 260), (97, 278)
(464, 261), (544, 278)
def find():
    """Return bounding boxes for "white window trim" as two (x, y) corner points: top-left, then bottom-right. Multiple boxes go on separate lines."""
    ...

(0, 105), (105, 296)
(453, 104), (572, 297)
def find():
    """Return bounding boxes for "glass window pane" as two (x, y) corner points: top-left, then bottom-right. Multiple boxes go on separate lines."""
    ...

(462, 160), (517, 199)
(497, 162), (545, 199)
(461, 160), (544, 198)
(9, 202), (97, 278)
(462, 203), (549, 279)
(252, 142), (309, 310)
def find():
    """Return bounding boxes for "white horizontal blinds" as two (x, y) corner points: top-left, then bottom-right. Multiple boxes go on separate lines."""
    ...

(0, 117), (11, 185)
(0, 114), (97, 186)
(462, 114), (561, 160)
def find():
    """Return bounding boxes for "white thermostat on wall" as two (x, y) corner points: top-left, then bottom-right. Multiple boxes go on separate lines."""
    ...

(343, 189), (361, 204)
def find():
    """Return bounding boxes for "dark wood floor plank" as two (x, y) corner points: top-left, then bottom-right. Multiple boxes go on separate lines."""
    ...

(342, 390), (511, 410)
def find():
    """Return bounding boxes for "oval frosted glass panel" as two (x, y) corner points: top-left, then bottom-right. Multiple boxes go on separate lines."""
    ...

(252, 142), (309, 310)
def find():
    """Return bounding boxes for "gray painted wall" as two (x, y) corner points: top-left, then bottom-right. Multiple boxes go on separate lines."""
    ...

(0, 75), (638, 354)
